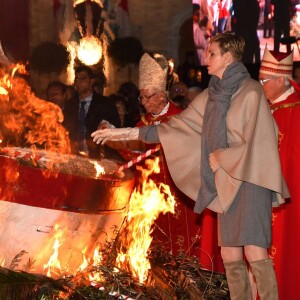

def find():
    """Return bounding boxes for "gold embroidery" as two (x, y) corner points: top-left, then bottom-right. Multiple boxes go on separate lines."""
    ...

(140, 115), (159, 126)
(176, 235), (185, 246)
(270, 101), (300, 111)
(140, 114), (173, 126)
(191, 234), (201, 246)
(269, 213), (278, 260)
(173, 206), (181, 219)
(272, 212), (278, 225)
(278, 131), (284, 150)
(176, 235), (185, 254)
(268, 245), (277, 259)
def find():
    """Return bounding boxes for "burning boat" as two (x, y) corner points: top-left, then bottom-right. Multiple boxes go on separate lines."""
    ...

(0, 146), (135, 274)
(0, 61), (173, 283)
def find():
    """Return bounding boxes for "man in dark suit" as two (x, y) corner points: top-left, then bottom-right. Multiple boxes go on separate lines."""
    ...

(63, 65), (120, 158)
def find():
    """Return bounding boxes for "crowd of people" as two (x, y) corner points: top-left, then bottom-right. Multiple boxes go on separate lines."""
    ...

(192, 1), (300, 64)
(43, 52), (210, 160)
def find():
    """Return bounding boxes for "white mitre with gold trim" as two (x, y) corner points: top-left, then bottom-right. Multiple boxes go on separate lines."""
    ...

(260, 47), (293, 79)
(138, 53), (168, 93)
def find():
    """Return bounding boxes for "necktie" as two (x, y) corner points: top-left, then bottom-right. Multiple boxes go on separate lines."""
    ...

(78, 101), (86, 142)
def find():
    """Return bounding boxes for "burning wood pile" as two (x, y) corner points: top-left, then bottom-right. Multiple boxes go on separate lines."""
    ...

(0, 246), (229, 300)
(0, 157), (229, 300)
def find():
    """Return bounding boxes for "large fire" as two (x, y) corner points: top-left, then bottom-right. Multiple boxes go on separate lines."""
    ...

(41, 157), (175, 285)
(116, 157), (175, 283)
(0, 64), (115, 278)
(0, 64), (71, 155)
(0, 64), (174, 289)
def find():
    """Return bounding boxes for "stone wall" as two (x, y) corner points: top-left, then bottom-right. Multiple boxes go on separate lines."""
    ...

(30, 0), (56, 48)
(106, 0), (193, 94)
(128, 0), (192, 65)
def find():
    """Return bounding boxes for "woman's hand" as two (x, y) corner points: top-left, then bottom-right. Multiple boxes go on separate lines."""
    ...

(91, 128), (139, 144)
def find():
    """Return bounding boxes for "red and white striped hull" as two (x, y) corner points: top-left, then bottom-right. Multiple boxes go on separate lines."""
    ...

(0, 149), (134, 274)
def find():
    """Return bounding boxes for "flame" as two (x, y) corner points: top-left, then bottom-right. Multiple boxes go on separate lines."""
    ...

(77, 245), (104, 282)
(43, 224), (64, 277)
(44, 239), (62, 277)
(44, 232), (105, 280)
(0, 64), (71, 156)
(92, 247), (103, 266)
(0, 257), (5, 267)
(90, 160), (105, 178)
(6, 157), (174, 283)
(78, 247), (88, 272)
(0, 74), (11, 96)
(11, 63), (27, 77)
(0, 86), (8, 95)
(116, 157), (176, 283)
(88, 246), (104, 282)
(77, 36), (102, 66)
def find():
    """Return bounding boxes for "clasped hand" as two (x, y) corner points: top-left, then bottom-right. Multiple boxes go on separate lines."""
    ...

(209, 153), (220, 173)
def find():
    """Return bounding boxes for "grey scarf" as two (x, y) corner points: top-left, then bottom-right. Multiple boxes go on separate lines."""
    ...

(194, 62), (250, 214)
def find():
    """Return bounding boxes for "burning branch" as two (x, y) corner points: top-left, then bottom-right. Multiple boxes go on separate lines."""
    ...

(0, 244), (229, 300)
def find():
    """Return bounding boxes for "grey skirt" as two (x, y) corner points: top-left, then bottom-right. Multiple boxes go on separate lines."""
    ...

(218, 181), (273, 248)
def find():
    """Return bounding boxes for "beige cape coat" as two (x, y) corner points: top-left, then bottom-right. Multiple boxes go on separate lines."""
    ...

(157, 78), (289, 213)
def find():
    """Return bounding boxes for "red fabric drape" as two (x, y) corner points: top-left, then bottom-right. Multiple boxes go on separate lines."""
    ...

(269, 81), (300, 299)
(0, 0), (30, 63)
